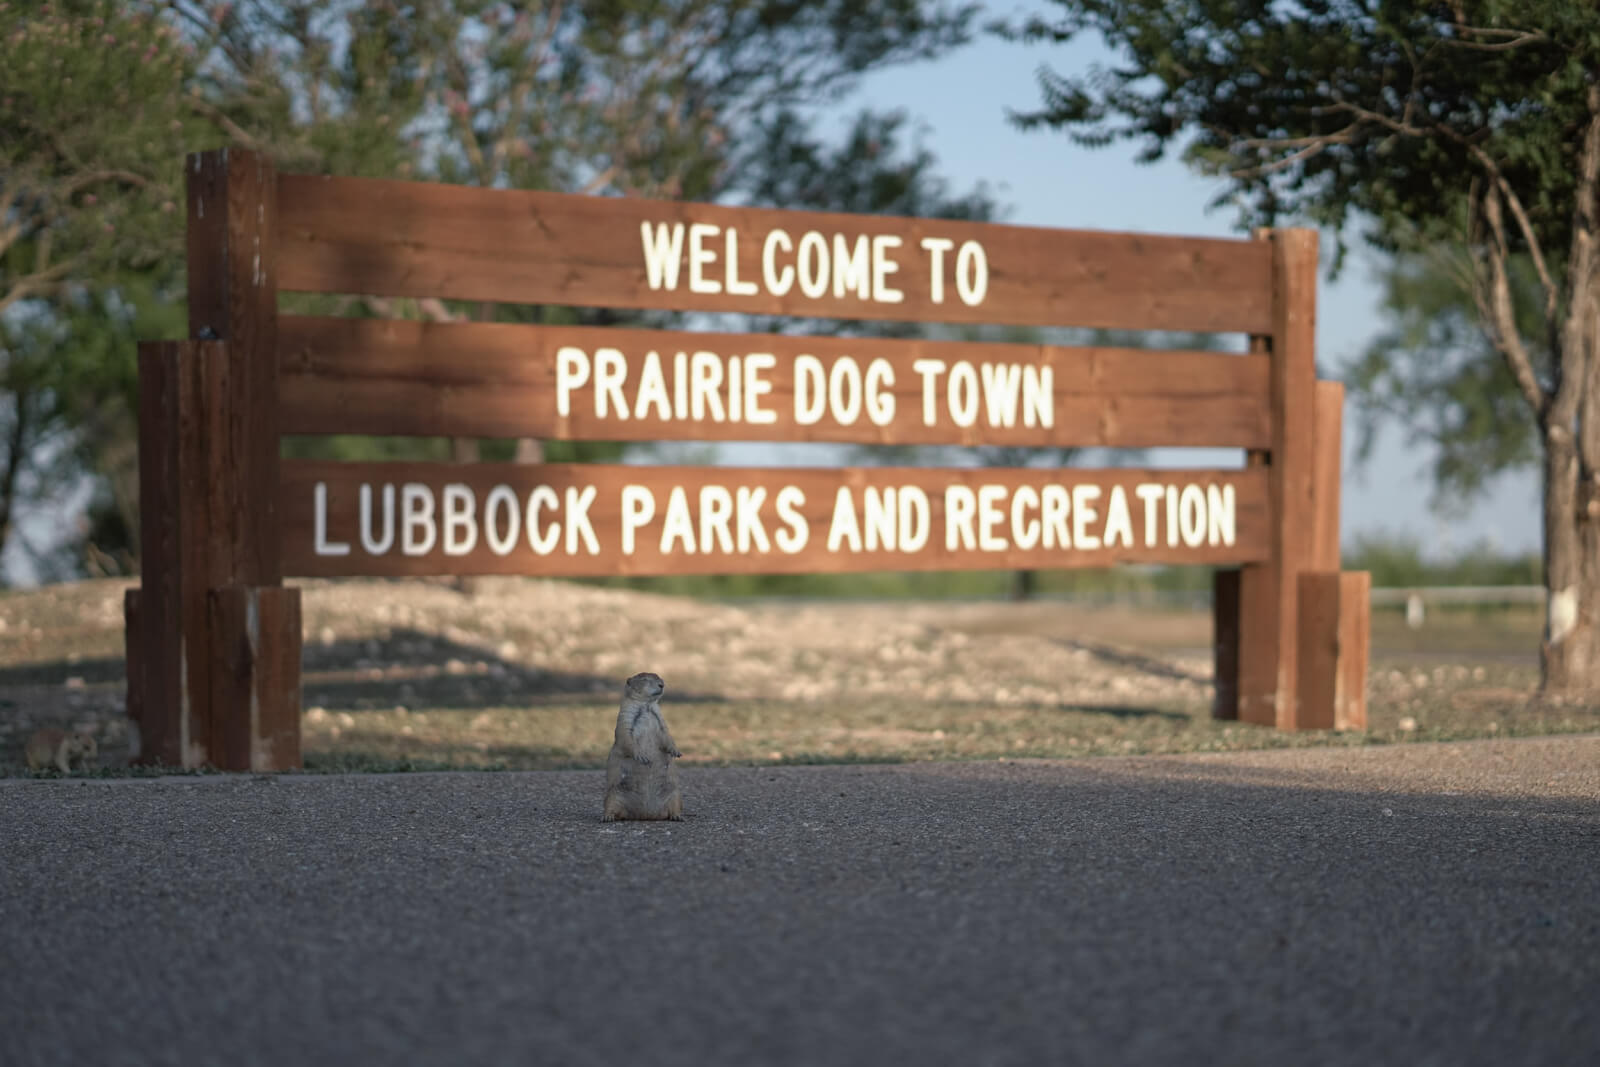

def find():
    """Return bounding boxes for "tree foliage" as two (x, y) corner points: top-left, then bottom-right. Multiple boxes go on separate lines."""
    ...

(1003, 0), (1600, 686)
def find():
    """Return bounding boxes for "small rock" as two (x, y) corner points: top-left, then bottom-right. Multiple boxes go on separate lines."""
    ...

(1397, 717), (1418, 733)
(305, 706), (328, 724)
(337, 712), (356, 728)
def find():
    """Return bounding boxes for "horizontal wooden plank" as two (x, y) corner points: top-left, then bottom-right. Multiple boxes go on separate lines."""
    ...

(276, 174), (1273, 334)
(281, 461), (1269, 578)
(278, 317), (1271, 448)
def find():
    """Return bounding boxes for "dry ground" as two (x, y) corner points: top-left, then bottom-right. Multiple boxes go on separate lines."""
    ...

(1, 577), (1595, 775)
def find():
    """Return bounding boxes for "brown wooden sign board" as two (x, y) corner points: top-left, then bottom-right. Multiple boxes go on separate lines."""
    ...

(281, 462), (1269, 578)
(276, 173), (1273, 334)
(279, 316), (1272, 449)
(127, 149), (1368, 771)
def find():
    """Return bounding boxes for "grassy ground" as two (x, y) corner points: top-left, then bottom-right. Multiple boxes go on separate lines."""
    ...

(1, 580), (1595, 777)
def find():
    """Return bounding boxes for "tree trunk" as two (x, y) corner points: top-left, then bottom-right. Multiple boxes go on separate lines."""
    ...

(1539, 428), (1600, 692)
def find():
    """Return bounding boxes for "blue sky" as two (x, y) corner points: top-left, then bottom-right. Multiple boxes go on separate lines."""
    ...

(817, 3), (1544, 558)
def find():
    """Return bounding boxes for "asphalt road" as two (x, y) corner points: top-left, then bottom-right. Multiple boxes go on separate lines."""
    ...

(3, 736), (1597, 1067)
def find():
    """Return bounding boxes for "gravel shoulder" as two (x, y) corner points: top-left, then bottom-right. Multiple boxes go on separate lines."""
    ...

(3, 578), (1588, 773)
(3, 735), (1596, 1066)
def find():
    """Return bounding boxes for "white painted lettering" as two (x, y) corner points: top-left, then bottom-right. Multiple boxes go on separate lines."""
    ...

(690, 351), (725, 422)
(863, 487), (895, 551)
(402, 483), (436, 556)
(565, 486), (599, 555)
(635, 352), (672, 420)
(526, 486), (560, 555)
(736, 487), (771, 553)
(639, 222), (685, 291)
(921, 236), (954, 303)
(485, 486), (519, 556)
(700, 486), (734, 554)
(833, 233), (870, 300)
(762, 229), (794, 295)
(981, 363), (1022, 428)
(442, 484), (477, 556)
(1135, 483), (1164, 547)
(956, 240), (988, 305)
(687, 222), (721, 294)
(1179, 484), (1206, 548)
(775, 486), (808, 553)
(945, 485), (976, 550)
(794, 355), (826, 425)
(556, 346), (589, 417)
(872, 235), (904, 303)
(1042, 485), (1071, 548)
(620, 485), (654, 555)
(1103, 486), (1133, 548)
(828, 357), (863, 426)
(314, 482), (350, 556)
(1023, 365), (1053, 428)
(797, 231), (829, 299)
(948, 362), (979, 428)
(978, 484), (1007, 551)
(1072, 485), (1102, 551)
(865, 359), (895, 426)
(1207, 485), (1236, 546)
(745, 353), (777, 424)
(913, 358), (946, 425)
(360, 484), (395, 555)
(660, 486), (696, 554)
(898, 487), (930, 551)
(594, 348), (628, 420)
(827, 487), (863, 552)
(724, 228), (758, 296)
(1011, 486), (1041, 550)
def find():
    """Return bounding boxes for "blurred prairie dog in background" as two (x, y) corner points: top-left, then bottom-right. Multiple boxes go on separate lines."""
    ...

(603, 671), (683, 821)
(25, 728), (98, 774)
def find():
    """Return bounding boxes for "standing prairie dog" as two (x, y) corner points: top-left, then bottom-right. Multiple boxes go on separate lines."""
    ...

(25, 728), (97, 774)
(603, 672), (683, 822)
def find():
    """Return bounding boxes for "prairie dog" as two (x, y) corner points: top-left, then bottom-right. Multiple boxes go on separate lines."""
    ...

(25, 728), (97, 774)
(602, 672), (683, 822)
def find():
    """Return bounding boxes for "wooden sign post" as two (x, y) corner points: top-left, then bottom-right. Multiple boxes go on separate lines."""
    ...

(126, 149), (1368, 771)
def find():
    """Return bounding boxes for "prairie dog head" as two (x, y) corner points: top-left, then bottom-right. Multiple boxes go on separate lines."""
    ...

(623, 672), (666, 703)
(66, 731), (97, 761)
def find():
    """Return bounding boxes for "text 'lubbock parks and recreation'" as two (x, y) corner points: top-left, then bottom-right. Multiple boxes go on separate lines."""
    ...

(307, 479), (1240, 562)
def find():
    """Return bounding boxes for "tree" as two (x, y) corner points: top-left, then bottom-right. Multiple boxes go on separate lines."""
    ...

(1003, 1), (1600, 693)
(1347, 247), (1545, 508)
(1, 0), (207, 576)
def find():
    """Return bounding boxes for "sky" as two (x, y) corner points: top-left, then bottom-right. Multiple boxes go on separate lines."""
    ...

(798, 1), (1545, 559)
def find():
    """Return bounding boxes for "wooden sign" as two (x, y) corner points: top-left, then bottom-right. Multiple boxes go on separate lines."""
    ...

(279, 317), (1271, 448)
(127, 150), (1360, 772)
(276, 174), (1273, 334)
(281, 461), (1269, 578)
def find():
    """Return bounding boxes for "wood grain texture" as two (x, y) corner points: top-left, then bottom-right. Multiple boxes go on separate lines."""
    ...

(1237, 229), (1319, 729)
(1297, 570), (1371, 731)
(133, 341), (231, 768)
(208, 586), (303, 772)
(1310, 380), (1345, 572)
(187, 148), (282, 586)
(280, 461), (1269, 578)
(277, 316), (1272, 447)
(276, 173), (1273, 334)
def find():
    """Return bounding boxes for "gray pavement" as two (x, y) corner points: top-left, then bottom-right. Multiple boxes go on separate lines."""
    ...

(2, 736), (1597, 1067)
